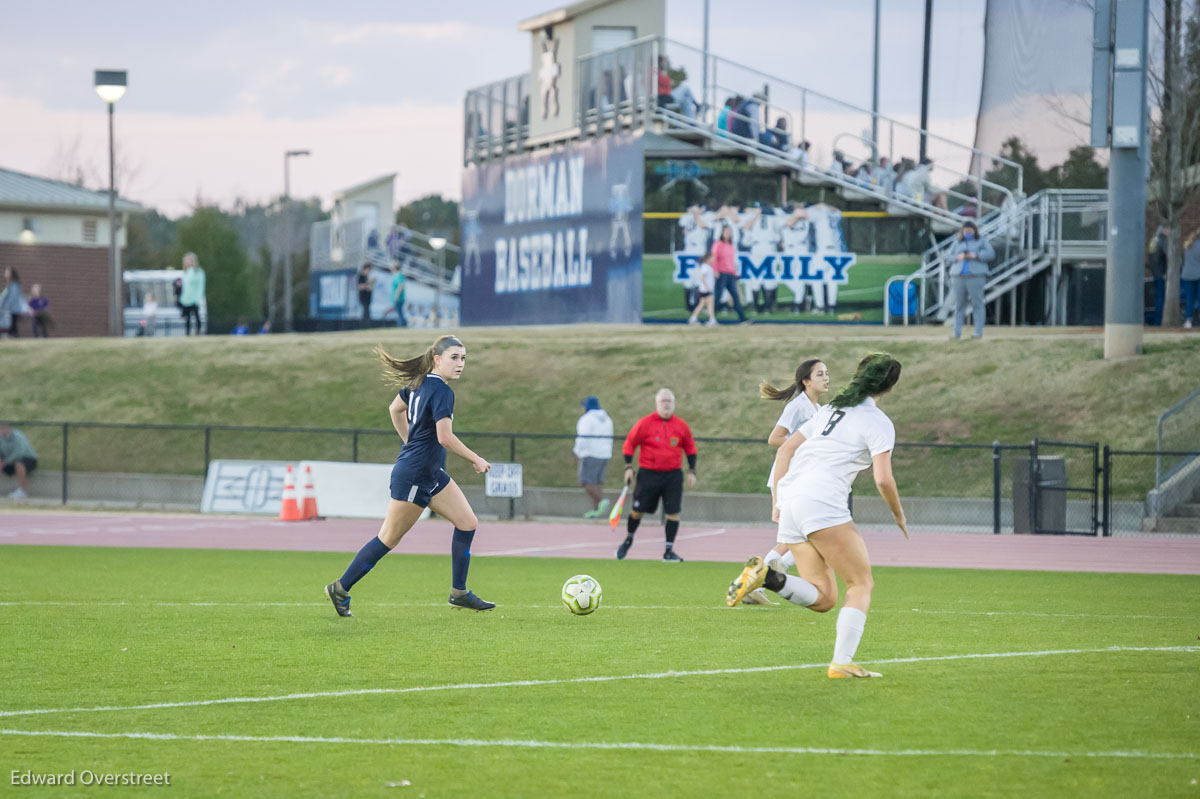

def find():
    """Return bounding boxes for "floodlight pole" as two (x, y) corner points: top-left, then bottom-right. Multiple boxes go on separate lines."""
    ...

(872, 0), (880, 161)
(283, 149), (310, 332)
(919, 0), (933, 161)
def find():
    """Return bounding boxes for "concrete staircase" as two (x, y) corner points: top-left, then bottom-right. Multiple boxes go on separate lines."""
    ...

(1153, 485), (1200, 533)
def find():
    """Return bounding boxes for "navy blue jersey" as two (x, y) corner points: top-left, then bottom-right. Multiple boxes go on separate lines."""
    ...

(395, 374), (455, 476)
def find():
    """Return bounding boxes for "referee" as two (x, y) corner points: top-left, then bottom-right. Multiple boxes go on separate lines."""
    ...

(618, 388), (698, 562)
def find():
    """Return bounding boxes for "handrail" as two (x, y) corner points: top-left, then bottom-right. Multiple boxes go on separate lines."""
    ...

(658, 36), (1024, 189)
(1157, 387), (1200, 488)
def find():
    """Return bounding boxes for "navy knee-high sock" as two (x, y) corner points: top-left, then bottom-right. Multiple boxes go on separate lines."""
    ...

(339, 536), (392, 591)
(664, 519), (679, 549)
(451, 528), (476, 590)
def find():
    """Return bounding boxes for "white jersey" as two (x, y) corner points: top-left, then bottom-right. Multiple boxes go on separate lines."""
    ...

(678, 213), (710, 253)
(779, 218), (813, 252)
(776, 397), (895, 509)
(766, 392), (820, 488)
(695, 262), (715, 293)
(807, 206), (846, 252)
(745, 214), (780, 251)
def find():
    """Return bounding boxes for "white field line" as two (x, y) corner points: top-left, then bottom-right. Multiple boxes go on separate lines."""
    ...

(481, 527), (729, 557)
(0, 600), (1190, 620)
(0, 646), (1195, 721)
(0, 728), (1193, 760)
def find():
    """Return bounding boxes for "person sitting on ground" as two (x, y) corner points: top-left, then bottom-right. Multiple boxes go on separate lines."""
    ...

(0, 421), (38, 499)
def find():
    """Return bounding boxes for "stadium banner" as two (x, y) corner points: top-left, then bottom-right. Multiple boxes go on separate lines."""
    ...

(460, 131), (644, 325)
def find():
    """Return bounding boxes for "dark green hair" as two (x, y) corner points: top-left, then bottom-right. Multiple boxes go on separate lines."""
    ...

(828, 352), (902, 408)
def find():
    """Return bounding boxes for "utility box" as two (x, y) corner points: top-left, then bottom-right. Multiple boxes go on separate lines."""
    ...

(1012, 455), (1067, 534)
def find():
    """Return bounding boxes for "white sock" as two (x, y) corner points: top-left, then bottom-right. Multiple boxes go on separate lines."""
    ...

(763, 549), (795, 573)
(778, 574), (818, 606)
(832, 606), (867, 665)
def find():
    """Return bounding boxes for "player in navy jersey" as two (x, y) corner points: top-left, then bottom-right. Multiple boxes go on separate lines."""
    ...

(325, 335), (495, 616)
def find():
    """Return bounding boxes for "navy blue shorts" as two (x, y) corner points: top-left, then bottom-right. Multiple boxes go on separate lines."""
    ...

(390, 466), (452, 507)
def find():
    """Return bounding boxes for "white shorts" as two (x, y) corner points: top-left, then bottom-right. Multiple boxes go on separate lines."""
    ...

(776, 495), (851, 544)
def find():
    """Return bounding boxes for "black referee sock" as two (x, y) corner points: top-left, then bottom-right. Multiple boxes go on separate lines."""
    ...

(626, 515), (641, 536)
(664, 519), (679, 547)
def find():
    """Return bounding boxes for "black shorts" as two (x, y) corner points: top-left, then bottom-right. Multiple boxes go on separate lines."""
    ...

(632, 468), (683, 516)
(2, 457), (36, 476)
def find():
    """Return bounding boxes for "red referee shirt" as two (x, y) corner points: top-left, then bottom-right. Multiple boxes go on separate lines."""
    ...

(622, 413), (697, 471)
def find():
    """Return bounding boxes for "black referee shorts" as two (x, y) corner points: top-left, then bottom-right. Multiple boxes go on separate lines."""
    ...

(632, 468), (684, 516)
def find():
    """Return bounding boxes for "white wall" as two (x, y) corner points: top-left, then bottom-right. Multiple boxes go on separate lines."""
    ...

(0, 209), (127, 248)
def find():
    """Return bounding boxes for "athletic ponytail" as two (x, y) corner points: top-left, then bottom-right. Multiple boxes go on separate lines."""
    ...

(760, 357), (823, 402)
(375, 335), (464, 389)
(828, 352), (901, 408)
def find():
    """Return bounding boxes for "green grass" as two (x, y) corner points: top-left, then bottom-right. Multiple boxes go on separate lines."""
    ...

(641, 254), (919, 322)
(3, 327), (1199, 496)
(1, 545), (1197, 797)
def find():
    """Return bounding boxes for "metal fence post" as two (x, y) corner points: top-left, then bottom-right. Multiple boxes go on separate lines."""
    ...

(203, 426), (211, 474)
(1102, 445), (1112, 537)
(509, 434), (517, 521)
(992, 440), (1001, 535)
(1091, 442), (1100, 537)
(1030, 439), (1040, 535)
(352, 430), (360, 463)
(61, 422), (69, 505)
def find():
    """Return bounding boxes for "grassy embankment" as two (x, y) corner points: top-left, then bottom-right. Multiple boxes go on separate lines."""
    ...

(5, 326), (1198, 497)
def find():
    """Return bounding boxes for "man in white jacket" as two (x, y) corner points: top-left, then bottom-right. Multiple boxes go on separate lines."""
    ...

(574, 396), (615, 518)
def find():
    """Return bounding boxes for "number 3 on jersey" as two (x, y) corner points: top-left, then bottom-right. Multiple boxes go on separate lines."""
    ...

(821, 410), (846, 436)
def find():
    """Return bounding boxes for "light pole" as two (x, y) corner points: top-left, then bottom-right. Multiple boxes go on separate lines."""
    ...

(429, 236), (447, 328)
(283, 149), (310, 332)
(95, 70), (127, 337)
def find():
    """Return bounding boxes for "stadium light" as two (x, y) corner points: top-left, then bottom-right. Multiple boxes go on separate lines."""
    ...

(428, 237), (447, 328)
(282, 149), (311, 333)
(95, 69), (127, 337)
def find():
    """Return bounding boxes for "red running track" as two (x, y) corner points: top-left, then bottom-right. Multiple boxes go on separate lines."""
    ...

(2, 511), (1200, 575)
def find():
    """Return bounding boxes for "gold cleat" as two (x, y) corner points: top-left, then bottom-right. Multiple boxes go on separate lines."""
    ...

(741, 588), (779, 606)
(828, 662), (882, 679)
(726, 557), (768, 607)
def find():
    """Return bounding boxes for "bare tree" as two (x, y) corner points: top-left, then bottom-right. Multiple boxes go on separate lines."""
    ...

(1149, 0), (1200, 326)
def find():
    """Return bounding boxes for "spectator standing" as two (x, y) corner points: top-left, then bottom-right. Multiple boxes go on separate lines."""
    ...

(1147, 225), (1167, 326)
(687, 253), (717, 326)
(574, 396), (615, 519)
(29, 284), (50, 338)
(1183, 230), (1200, 329)
(0, 421), (37, 499)
(671, 77), (698, 120)
(656, 57), (674, 106)
(948, 222), (996, 340)
(390, 264), (407, 328)
(179, 253), (206, 335)
(618, 388), (698, 562)
(357, 262), (376, 324)
(1, 267), (25, 338)
(710, 225), (747, 323)
(142, 293), (158, 336)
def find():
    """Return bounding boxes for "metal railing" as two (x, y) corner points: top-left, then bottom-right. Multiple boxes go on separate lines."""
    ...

(15, 420), (1196, 536)
(884, 189), (1109, 326)
(464, 74), (530, 164)
(1157, 387), (1200, 489)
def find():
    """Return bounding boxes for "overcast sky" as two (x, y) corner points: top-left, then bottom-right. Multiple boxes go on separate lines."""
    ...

(1, 0), (996, 218)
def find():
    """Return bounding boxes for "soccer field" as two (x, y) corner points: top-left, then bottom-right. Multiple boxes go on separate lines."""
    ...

(3, 545), (1197, 797)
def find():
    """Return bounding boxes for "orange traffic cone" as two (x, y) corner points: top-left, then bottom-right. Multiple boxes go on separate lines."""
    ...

(300, 465), (319, 521)
(278, 465), (302, 522)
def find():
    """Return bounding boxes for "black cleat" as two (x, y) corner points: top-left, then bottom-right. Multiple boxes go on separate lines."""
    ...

(324, 580), (353, 617)
(448, 591), (496, 611)
(662, 549), (684, 563)
(616, 537), (634, 560)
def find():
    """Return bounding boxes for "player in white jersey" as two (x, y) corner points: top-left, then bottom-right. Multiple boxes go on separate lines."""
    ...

(739, 358), (831, 605)
(806, 204), (847, 314)
(678, 205), (711, 259)
(739, 206), (780, 312)
(727, 353), (908, 679)
(778, 205), (815, 312)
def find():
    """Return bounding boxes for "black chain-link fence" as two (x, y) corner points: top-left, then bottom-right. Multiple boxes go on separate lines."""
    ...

(9, 421), (1198, 536)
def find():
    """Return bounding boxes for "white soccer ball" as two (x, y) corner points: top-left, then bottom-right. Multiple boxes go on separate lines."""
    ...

(561, 574), (603, 616)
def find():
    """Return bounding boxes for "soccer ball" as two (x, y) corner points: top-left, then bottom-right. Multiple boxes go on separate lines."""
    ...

(561, 574), (603, 616)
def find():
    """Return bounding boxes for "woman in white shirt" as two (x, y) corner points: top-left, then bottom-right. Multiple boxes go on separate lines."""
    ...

(727, 353), (908, 679)
(739, 358), (830, 605)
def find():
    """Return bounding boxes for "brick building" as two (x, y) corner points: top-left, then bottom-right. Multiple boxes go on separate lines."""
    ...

(0, 167), (143, 337)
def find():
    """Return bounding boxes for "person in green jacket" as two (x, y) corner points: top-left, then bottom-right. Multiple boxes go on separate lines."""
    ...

(390, 264), (407, 328)
(0, 422), (38, 499)
(179, 253), (206, 335)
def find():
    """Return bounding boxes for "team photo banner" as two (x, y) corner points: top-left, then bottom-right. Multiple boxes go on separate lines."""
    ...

(460, 132), (644, 325)
(672, 252), (857, 286)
